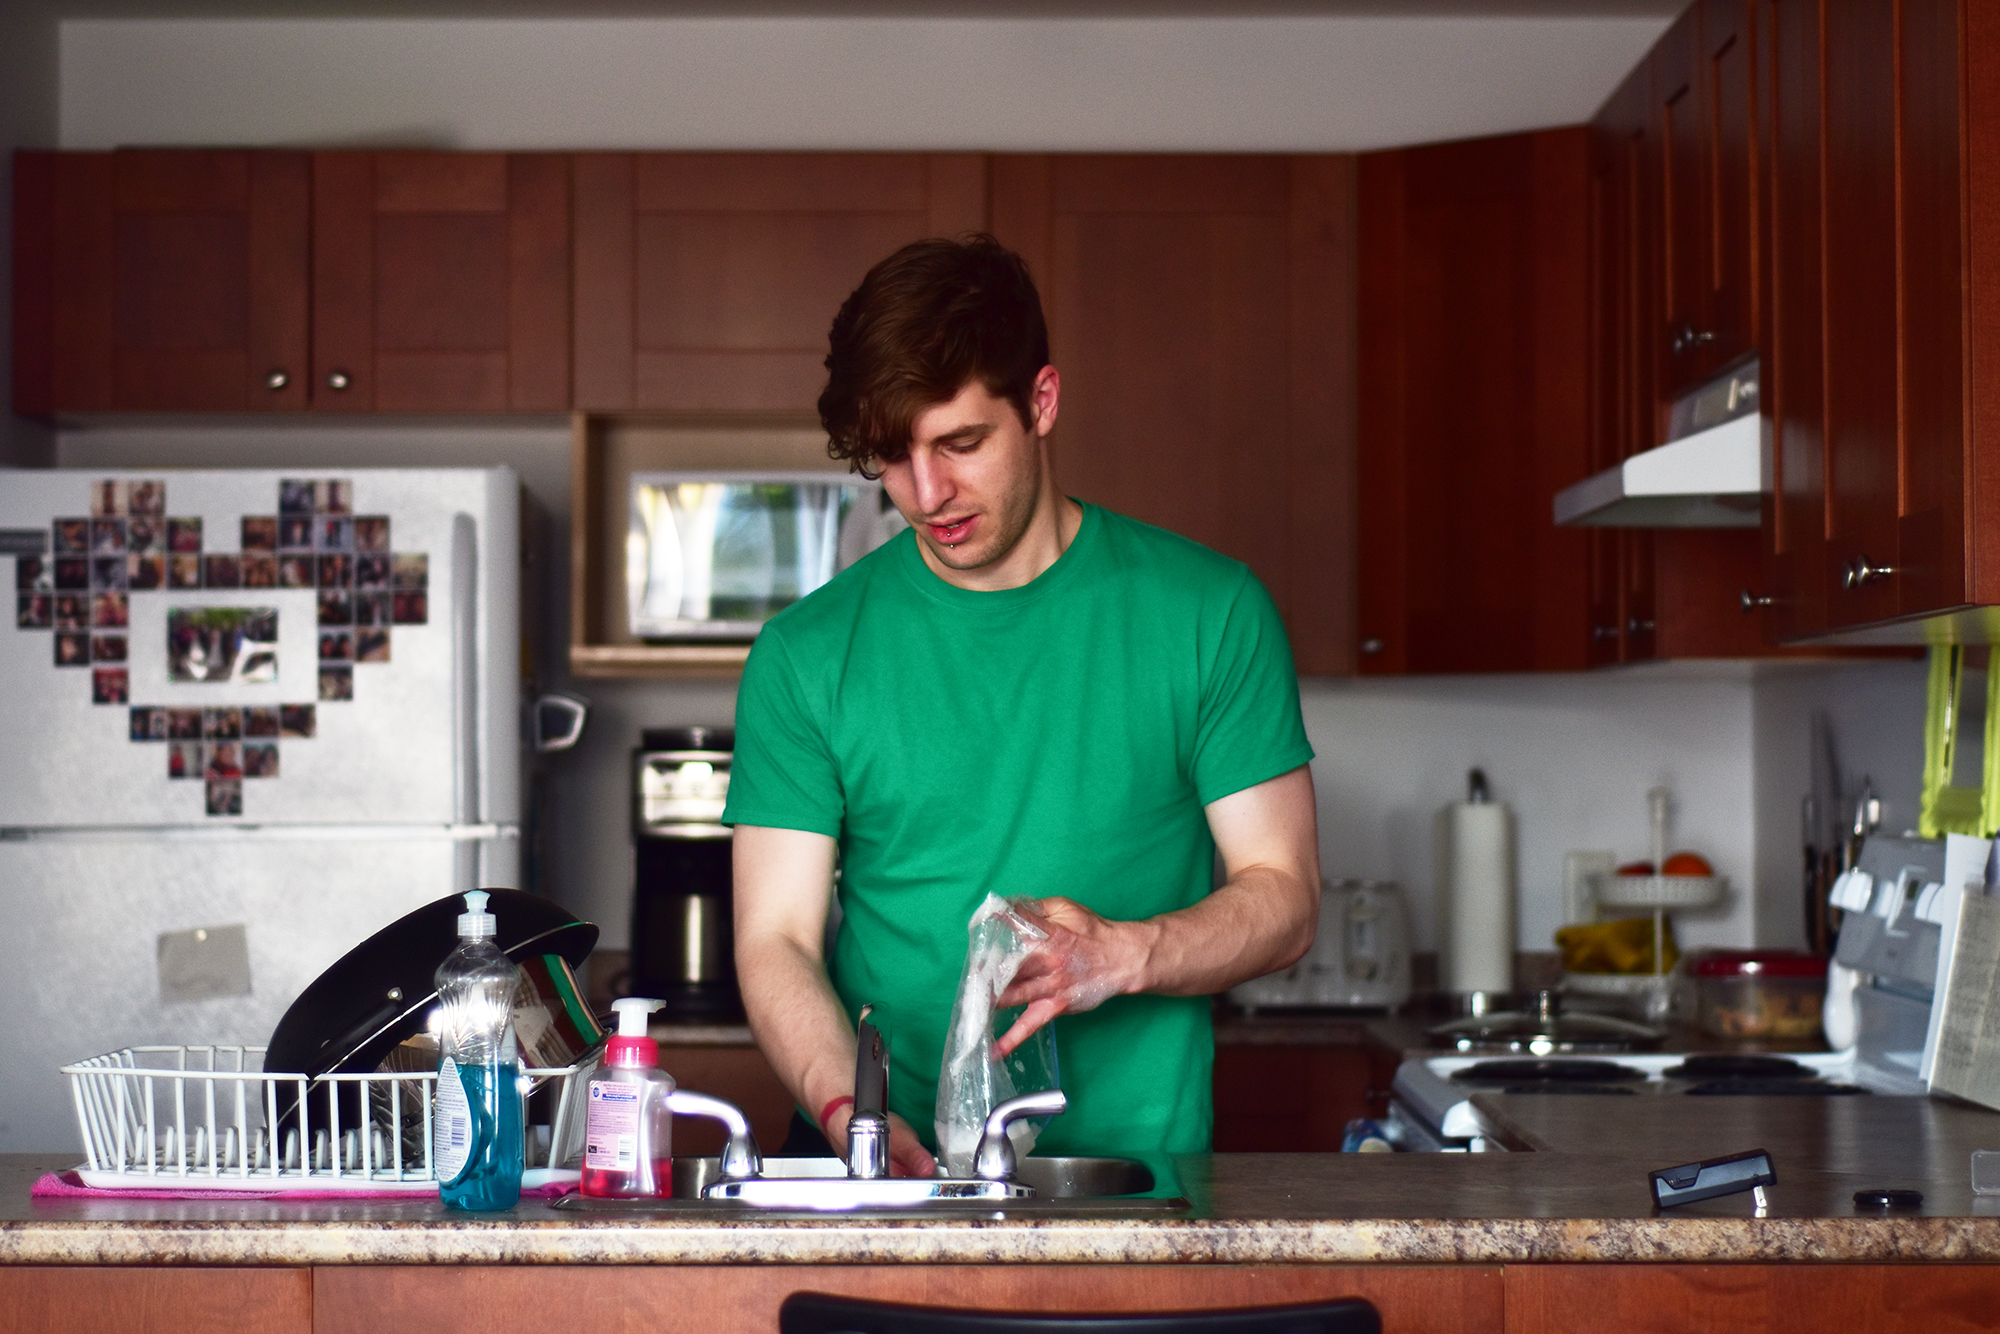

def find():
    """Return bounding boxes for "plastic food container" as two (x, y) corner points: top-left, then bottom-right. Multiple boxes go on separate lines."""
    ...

(1689, 951), (1827, 1039)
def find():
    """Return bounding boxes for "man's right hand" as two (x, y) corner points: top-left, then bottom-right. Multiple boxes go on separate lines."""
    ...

(822, 1104), (938, 1178)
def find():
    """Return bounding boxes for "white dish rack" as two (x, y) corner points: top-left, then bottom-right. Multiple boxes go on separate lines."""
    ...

(61, 1045), (588, 1193)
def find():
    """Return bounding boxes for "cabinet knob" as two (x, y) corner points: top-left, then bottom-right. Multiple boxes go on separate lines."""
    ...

(1627, 617), (1655, 634)
(1592, 625), (1619, 641)
(1359, 638), (1384, 656)
(326, 370), (352, 392)
(1670, 323), (1718, 355)
(1740, 589), (1774, 613)
(264, 369), (290, 392)
(1844, 557), (1895, 590)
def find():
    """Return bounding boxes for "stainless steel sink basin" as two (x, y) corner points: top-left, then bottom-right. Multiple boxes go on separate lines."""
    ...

(552, 1155), (1184, 1214)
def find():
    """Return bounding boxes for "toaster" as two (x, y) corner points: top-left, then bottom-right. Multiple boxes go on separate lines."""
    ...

(1229, 878), (1412, 1011)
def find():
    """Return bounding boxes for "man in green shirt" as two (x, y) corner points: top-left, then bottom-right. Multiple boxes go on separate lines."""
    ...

(724, 235), (1319, 1176)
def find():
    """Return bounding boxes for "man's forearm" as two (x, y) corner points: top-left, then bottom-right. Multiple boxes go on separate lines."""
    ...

(1129, 862), (1317, 997)
(737, 932), (857, 1127)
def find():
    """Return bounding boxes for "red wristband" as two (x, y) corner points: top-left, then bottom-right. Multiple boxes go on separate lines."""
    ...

(819, 1095), (854, 1134)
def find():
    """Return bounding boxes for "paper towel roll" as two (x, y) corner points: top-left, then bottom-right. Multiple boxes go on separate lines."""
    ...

(1436, 800), (1516, 995)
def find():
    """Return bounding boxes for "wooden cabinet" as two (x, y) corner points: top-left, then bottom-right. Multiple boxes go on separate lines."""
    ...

(985, 154), (1356, 675)
(570, 153), (986, 413)
(1211, 1041), (1397, 1152)
(310, 152), (571, 413)
(1355, 128), (1592, 674)
(0, 1268), (311, 1334)
(13, 150), (310, 413)
(13, 149), (570, 416)
(1505, 1264), (2000, 1333)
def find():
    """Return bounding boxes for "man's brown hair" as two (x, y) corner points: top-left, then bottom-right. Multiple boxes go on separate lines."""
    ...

(818, 235), (1050, 477)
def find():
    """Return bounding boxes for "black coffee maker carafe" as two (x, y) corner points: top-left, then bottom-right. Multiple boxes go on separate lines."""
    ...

(629, 726), (741, 1019)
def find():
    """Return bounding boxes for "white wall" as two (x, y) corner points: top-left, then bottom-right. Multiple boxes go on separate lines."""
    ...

(2, 6), (58, 468)
(59, 15), (1668, 153)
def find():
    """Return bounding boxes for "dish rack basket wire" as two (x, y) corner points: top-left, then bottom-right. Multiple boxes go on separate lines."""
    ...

(62, 1045), (586, 1190)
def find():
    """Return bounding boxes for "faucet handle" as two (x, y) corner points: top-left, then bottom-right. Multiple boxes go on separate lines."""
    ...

(973, 1089), (1068, 1182)
(668, 1090), (763, 1180)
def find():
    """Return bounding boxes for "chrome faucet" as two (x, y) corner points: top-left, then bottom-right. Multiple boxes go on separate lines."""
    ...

(846, 1004), (891, 1179)
(973, 1089), (1067, 1182)
(668, 1089), (761, 1180)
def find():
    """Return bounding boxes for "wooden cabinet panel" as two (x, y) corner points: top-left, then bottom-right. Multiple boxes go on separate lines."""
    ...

(657, 1044), (796, 1156)
(317, 1265), (1502, 1334)
(13, 149), (310, 413)
(1211, 1042), (1395, 1151)
(1357, 129), (1591, 674)
(1705, 0), (1759, 370)
(573, 152), (985, 413)
(992, 153), (1356, 676)
(1504, 1264), (2000, 1334)
(310, 151), (571, 413)
(0, 1267), (310, 1334)
(1655, 5), (1708, 396)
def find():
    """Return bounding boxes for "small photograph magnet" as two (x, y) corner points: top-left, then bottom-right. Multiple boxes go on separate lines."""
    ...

(240, 516), (278, 552)
(53, 519), (89, 554)
(91, 518), (126, 554)
(205, 777), (242, 817)
(279, 704), (316, 737)
(17, 594), (51, 629)
(91, 634), (126, 663)
(168, 741), (203, 779)
(203, 555), (241, 589)
(355, 592), (393, 627)
(206, 740), (242, 778)
(318, 666), (352, 701)
(243, 742), (279, 778)
(243, 706), (280, 737)
(241, 554), (278, 589)
(318, 554), (352, 588)
(355, 626), (391, 664)
(168, 555), (202, 589)
(278, 516), (313, 550)
(278, 555), (314, 588)
(54, 557), (88, 590)
(166, 708), (202, 739)
(318, 517), (352, 552)
(128, 480), (165, 517)
(203, 707), (242, 739)
(91, 556), (127, 590)
(167, 518), (203, 553)
(318, 629), (353, 662)
(391, 553), (427, 589)
(392, 591), (428, 625)
(126, 516), (160, 553)
(127, 554), (165, 591)
(55, 632), (89, 667)
(355, 554), (391, 590)
(16, 556), (48, 591)
(130, 707), (167, 741)
(92, 480), (126, 518)
(92, 667), (128, 704)
(91, 592), (127, 628)
(53, 594), (88, 630)
(318, 589), (353, 626)
(354, 517), (390, 552)
(317, 480), (352, 515)
(279, 480), (316, 516)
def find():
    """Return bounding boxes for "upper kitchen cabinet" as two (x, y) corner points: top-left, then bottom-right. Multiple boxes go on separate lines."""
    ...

(310, 152), (572, 412)
(570, 153), (986, 413)
(1355, 128), (1591, 674)
(14, 149), (311, 413)
(988, 154), (1357, 675)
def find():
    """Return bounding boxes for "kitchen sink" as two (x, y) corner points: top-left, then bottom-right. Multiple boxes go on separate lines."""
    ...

(550, 1155), (1186, 1215)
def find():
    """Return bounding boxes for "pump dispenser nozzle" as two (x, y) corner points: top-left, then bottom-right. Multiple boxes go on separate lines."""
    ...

(457, 890), (496, 939)
(612, 997), (666, 1037)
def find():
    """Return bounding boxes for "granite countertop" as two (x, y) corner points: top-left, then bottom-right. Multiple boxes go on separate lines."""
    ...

(7, 1092), (2000, 1267)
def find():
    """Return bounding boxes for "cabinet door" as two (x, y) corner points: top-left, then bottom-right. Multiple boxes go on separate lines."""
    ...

(572, 153), (985, 413)
(989, 154), (1357, 675)
(311, 152), (571, 412)
(0, 1267), (310, 1334)
(1356, 129), (1591, 674)
(1704, 0), (1759, 372)
(13, 150), (310, 413)
(1654, 5), (1711, 396)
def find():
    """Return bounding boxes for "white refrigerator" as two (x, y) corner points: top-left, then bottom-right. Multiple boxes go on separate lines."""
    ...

(0, 467), (522, 1152)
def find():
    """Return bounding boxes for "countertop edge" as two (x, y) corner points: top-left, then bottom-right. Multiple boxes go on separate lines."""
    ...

(6, 1217), (2000, 1266)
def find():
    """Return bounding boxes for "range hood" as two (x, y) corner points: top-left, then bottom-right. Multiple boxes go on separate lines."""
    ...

(1553, 359), (1764, 528)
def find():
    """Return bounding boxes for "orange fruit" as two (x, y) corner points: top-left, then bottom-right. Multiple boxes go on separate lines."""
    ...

(1663, 851), (1713, 876)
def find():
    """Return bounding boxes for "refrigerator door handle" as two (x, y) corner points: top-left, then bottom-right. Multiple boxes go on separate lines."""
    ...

(451, 513), (481, 899)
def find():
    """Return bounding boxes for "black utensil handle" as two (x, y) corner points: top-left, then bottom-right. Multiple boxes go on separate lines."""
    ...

(1650, 1148), (1776, 1209)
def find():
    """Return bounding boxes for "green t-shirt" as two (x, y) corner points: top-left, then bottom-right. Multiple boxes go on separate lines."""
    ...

(722, 503), (1312, 1158)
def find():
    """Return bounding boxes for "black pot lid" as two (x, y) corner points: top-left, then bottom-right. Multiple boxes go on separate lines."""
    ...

(264, 887), (598, 1082)
(1428, 990), (1664, 1053)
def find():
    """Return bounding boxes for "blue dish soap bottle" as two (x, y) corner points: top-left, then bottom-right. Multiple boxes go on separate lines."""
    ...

(432, 890), (524, 1210)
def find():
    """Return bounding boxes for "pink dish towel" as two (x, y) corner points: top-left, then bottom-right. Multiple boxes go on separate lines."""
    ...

(31, 1171), (577, 1202)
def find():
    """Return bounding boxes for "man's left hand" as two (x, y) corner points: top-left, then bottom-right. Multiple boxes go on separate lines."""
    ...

(992, 896), (1151, 1057)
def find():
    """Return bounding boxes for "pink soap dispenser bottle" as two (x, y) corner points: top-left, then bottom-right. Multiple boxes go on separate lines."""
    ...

(581, 997), (675, 1198)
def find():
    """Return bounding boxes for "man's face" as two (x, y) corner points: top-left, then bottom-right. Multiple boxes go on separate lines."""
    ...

(877, 370), (1058, 581)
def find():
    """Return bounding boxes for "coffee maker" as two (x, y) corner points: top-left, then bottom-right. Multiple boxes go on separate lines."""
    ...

(629, 726), (741, 1019)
